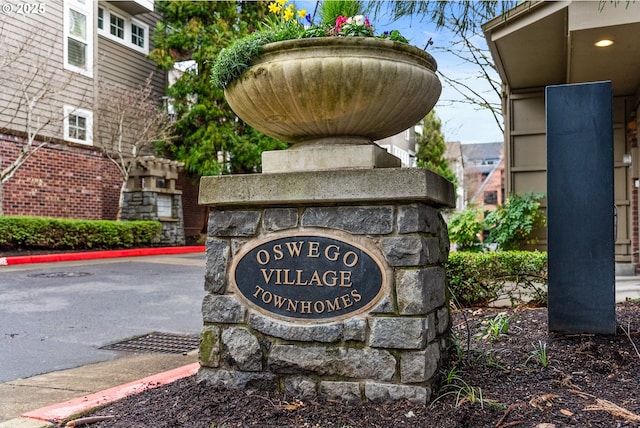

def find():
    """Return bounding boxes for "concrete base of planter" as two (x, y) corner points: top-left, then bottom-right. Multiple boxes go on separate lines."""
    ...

(198, 167), (454, 403)
(262, 144), (401, 173)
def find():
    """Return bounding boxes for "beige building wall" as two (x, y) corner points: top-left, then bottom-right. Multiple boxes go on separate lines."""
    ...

(484, 0), (640, 267)
(0, 0), (164, 150)
(506, 89), (633, 259)
(0, 0), (95, 141)
(94, 3), (166, 154)
(96, 8), (164, 91)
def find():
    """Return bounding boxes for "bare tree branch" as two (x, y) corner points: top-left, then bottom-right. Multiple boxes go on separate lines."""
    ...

(0, 23), (83, 214)
(95, 75), (176, 219)
(432, 11), (505, 134)
(369, 1), (516, 37)
(367, 1), (512, 139)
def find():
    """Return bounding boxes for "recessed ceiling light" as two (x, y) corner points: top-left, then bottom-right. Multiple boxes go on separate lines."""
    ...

(595, 39), (614, 47)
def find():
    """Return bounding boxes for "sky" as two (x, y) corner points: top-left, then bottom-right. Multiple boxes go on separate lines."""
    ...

(295, 1), (505, 144)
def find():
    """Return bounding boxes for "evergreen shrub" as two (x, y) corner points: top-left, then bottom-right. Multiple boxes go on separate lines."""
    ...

(0, 216), (162, 250)
(446, 251), (548, 307)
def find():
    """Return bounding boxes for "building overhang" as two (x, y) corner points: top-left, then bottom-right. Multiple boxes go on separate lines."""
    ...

(483, 0), (640, 98)
(105, 0), (154, 15)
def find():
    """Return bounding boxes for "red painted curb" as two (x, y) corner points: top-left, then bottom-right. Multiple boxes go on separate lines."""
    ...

(22, 363), (200, 422)
(0, 246), (205, 266)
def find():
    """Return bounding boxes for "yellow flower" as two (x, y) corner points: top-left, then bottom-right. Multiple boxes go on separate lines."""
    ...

(276, 0), (286, 6)
(268, 2), (280, 14)
(283, 8), (294, 21)
(297, 9), (306, 18)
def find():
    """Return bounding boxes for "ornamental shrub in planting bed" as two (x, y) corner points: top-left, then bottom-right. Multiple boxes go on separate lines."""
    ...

(446, 250), (548, 307)
(0, 216), (162, 250)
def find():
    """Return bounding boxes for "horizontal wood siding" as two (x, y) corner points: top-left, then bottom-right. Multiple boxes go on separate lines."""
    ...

(95, 9), (166, 155)
(97, 10), (165, 94)
(0, 0), (95, 143)
(97, 37), (165, 92)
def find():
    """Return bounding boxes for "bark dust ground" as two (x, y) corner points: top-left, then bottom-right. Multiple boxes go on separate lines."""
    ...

(55, 301), (640, 428)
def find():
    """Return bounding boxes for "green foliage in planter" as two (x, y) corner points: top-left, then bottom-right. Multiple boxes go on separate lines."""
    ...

(149, 1), (288, 177)
(0, 217), (162, 250)
(211, 0), (409, 90)
(319, 0), (363, 27)
(446, 251), (548, 307)
(211, 31), (278, 90)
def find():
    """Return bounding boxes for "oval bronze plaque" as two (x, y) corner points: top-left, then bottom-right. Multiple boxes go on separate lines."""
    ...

(231, 233), (386, 322)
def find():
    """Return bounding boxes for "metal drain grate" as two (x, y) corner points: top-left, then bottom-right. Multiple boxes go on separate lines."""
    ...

(100, 332), (200, 354)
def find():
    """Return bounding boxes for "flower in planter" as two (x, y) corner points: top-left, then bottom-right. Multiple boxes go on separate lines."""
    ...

(263, 0), (308, 38)
(331, 14), (373, 37)
(211, 0), (410, 89)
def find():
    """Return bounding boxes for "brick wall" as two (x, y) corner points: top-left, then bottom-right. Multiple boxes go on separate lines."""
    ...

(1, 134), (121, 219)
(633, 185), (638, 269)
(177, 173), (207, 242)
(629, 118), (639, 270)
(480, 157), (505, 210)
(468, 157), (505, 211)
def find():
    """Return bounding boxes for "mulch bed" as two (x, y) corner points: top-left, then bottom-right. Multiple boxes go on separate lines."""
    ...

(58, 301), (640, 428)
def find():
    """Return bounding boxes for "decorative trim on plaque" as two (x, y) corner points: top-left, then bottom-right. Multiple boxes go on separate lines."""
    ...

(230, 231), (388, 322)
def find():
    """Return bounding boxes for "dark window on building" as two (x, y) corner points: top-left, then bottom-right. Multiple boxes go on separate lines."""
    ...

(131, 23), (145, 47)
(110, 14), (125, 39)
(68, 113), (87, 141)
(484, 190), (498, 205)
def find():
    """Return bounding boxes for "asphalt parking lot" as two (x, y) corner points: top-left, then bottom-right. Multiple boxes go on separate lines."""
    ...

(0, 253), (205, 383)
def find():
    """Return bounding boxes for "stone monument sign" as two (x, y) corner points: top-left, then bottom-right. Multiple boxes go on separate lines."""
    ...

(198, 167), (454, 404)
(198, 34), (452, 404)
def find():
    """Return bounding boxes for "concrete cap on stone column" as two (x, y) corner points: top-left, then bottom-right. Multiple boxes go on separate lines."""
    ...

(199, 168), (455, 208)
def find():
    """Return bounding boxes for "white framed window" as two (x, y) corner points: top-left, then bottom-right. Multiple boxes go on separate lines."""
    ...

(110, 12), (125, 39)
(98, 5), (149, 54)
(63, 106), (93, 145)
(97, 7), (104, 30)
(63, 0), (93, 77)
(131, 22), (145, 48)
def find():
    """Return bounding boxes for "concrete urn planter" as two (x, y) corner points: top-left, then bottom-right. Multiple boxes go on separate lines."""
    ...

(224, 37), (442, 148)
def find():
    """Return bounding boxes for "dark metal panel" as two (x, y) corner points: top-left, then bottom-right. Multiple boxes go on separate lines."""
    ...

(546, 81), (616, 334)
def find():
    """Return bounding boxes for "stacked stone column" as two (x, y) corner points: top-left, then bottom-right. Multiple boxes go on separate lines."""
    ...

(198, 168), (454, 403)
(121, 157), (186, 245)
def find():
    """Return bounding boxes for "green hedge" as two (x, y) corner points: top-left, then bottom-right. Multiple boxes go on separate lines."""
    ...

(446, 251), (548, 307)
(0, 216), (162, 250)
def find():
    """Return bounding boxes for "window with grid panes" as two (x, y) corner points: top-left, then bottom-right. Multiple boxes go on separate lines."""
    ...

(64, 106), (93, 145)
(110, 14), (124, 39)
(131, 23), (144, 48)
(68, 114), (87, 141)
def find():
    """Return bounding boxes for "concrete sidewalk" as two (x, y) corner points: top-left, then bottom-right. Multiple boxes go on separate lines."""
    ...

(615, 276), (640, 302)
(0, 353), (199, 427)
